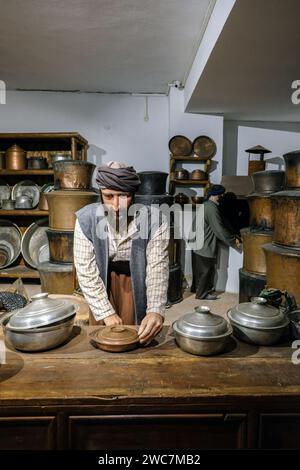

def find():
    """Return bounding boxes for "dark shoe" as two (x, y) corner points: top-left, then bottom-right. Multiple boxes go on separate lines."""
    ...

(203, 294), (218, 300)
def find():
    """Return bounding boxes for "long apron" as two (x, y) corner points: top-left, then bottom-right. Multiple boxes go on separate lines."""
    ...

(89, 260), (135, 325)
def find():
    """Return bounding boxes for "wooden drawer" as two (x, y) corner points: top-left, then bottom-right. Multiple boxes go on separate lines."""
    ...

(259, 413), (300, 449)
(68, 413), (247, 450)
(0, 416), (56, 450)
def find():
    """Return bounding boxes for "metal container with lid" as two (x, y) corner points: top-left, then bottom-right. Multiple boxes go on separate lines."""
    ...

(90, 326), (140, 352)
(227, 297), (289, 345)
(137, 171), (168, 195)
(7, 292), (78, 330)
(5, 144), (26, 170)
(172, 305), (232, 356)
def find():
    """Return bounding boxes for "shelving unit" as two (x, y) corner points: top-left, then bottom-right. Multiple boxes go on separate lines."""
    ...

(169, 154), (211, 195)
(0, 132), (88, 280)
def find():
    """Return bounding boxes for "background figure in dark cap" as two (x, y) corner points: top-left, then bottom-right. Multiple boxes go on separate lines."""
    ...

(191, 184), (242, 300)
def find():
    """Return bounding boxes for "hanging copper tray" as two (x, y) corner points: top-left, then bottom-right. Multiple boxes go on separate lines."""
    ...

(169, 135), (193, 156)
(90, 325), (140, 353)
(193, 135), (216, 159)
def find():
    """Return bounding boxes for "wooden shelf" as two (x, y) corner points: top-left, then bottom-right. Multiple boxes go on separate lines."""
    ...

(0, 209), (48, 216)
(170, 155), (210, 162)
(170, 179), (209, 185)
(0, 265), (40, 279)
(0, 169), (53, 175)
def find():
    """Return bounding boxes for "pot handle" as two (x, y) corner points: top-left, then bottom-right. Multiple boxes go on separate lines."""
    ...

(0, 310), (15, 325)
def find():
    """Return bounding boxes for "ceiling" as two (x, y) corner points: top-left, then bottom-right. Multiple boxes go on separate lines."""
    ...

(0, 0), (216, 94)
(186, 0), (300, 122)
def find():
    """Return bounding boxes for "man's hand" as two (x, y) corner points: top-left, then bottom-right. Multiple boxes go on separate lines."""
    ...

(103, 313), (123, 326)
(235, 237), (243, 251)
(138, 313), (164, 344)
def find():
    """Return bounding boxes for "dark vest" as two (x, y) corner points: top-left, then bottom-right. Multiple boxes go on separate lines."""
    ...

(76, 203), (162, 324)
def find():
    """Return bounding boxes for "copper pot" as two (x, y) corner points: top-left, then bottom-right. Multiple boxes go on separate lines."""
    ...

(53, 160), (96, 190)
(272, 190), (300, 248)
(46, 190), (99, 230)
(263, 244), (300, 306)
(247, 193), (274, 229)
(191, 169), (207, 180)
(5, 144), (26, 170)
(27, 156), (48, 169)
(174, 169), (189, 180)
(46, 229), (74, 264)
(241, 228), (273, 275)
(251, 170), (286, 193)
(90, 325), (140, 352)
(38, 262), (75, 295)
(283, 151), (300, 189)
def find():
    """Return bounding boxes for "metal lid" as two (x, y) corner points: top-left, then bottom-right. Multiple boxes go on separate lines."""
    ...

(173, 306), (231, 340)
(38, 261), (73, 272)
(228, 297), (289, 330)
(247, 192), (274, 198)
(7, 292), (78, 330)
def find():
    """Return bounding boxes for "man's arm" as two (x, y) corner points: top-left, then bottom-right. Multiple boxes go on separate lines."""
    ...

(73, 219), (120, 322)
(138, 219), (169, 343)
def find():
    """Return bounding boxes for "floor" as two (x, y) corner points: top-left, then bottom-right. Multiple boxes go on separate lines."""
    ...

(0, 280), (239, 325)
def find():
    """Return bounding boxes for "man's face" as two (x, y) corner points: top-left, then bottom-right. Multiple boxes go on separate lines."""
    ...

(216, 193), (224, 203)
(101, 189), (133, 217)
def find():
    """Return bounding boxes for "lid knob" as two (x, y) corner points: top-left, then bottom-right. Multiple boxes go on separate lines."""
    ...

(194, 306), (211, 314)
(31, 293), (48, 301)
(251, 296), (267, 305)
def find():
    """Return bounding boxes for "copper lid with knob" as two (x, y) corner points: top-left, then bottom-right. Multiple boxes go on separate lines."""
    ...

(90, 325), (140, 352)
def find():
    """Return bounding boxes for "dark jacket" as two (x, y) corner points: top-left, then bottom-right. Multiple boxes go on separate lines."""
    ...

(194, 200), (236, 259)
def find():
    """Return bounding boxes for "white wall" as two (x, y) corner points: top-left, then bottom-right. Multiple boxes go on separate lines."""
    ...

(0, 91), (169, 176)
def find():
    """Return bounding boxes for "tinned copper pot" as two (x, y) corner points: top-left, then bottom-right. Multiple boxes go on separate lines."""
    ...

(263, 244), (300, 306)
(46, 190), (99, 230)
(5, 144), (26, 170)
(241, 228), (273, 275)
(272, 190), (300, 248)
(251, 170), (286, 193)
(53, 160), (96, 190)
(247, 193), (274, 229)
(283, 151), (300, 189)
(46, 229), (74, 264)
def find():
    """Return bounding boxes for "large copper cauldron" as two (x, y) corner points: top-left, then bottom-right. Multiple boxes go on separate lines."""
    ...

(263, 244), (300, 306)
(241, 228), (273, 275)
(283, 151), (300, 189)
(272, 190), (300, 249)
(53, 160), (96, 190)
(247, 193), (274, 229)
(46, 190), (99, 231)
(46, 229), (74, 264)
(38, 262), (75, 295)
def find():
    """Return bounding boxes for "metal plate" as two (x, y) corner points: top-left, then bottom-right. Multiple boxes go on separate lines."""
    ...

(0, 219), (22, 269)
(169, 135), (193, 156)
(193, 135), (216, 159)
(40, 182), (54, 193)
(21, 218), (49, 268)
(11, 180), (40, 208)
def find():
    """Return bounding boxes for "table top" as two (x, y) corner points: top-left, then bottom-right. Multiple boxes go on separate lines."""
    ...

(1, 325), (300, 406)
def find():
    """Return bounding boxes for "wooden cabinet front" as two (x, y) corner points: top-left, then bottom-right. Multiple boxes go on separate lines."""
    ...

(0, 416), (56, 450)
(68, 413), (247, 450)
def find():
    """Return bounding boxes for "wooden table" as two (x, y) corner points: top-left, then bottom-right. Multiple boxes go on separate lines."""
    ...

(1, 325), (300, 450)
